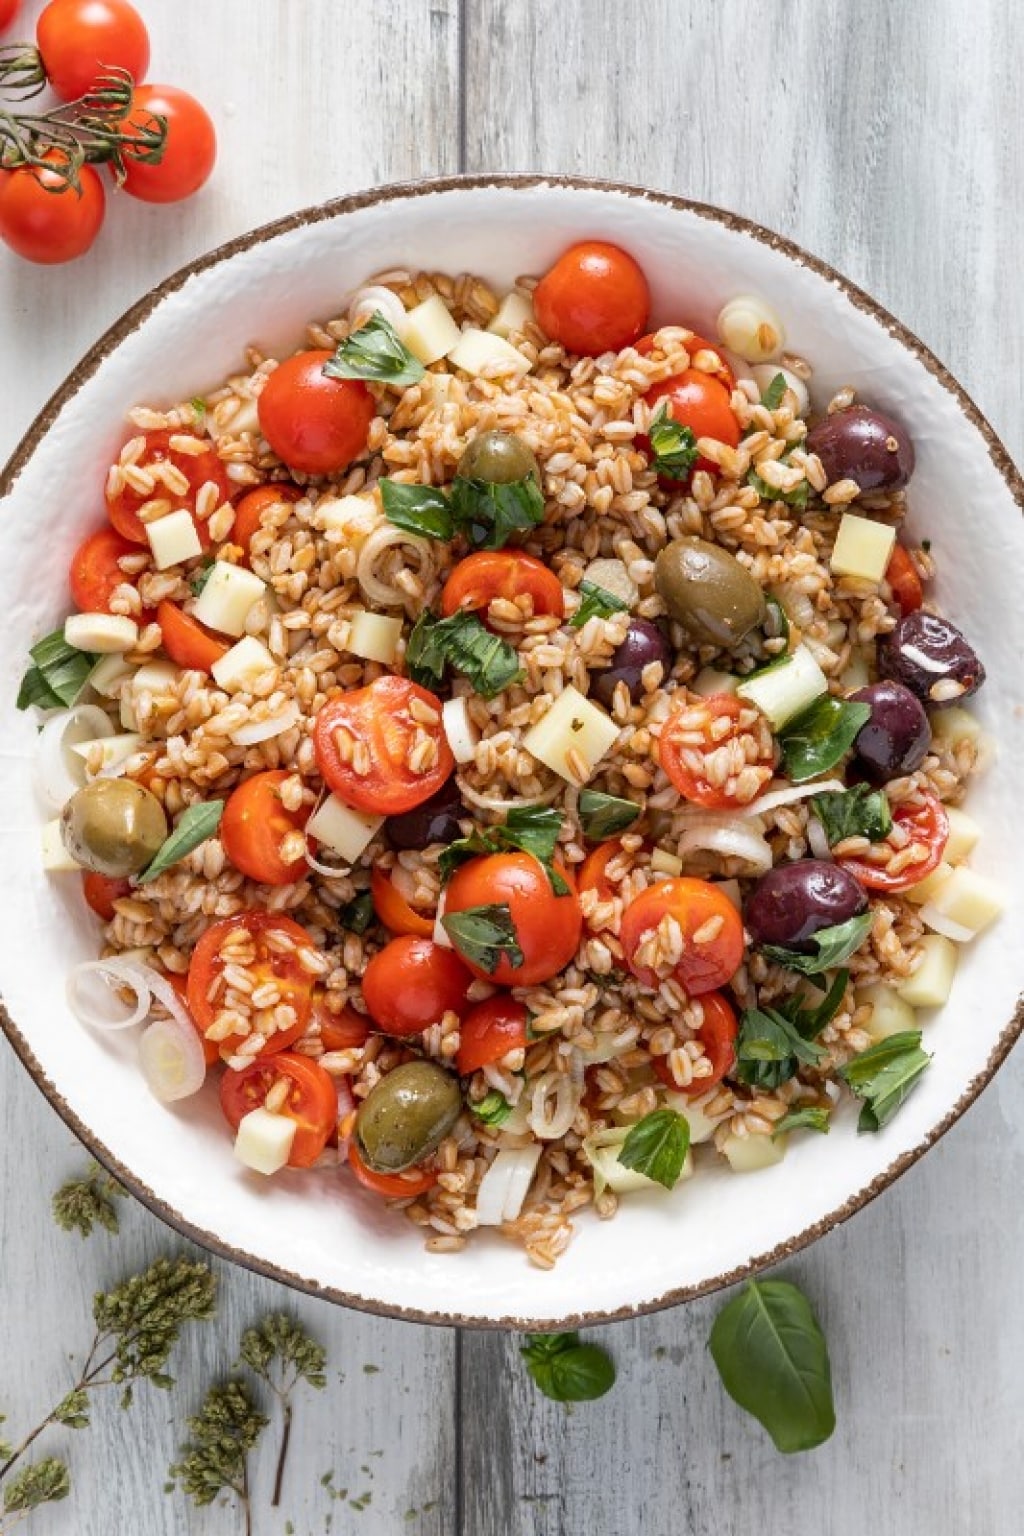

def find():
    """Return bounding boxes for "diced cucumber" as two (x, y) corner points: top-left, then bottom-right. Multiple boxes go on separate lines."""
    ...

(896, 935), (958, 1009)
(722, 1132), (787, 1172)
(856, 981), (918, 1043)
(736, 643), (827, 730)
(921, 866), (1004, 939)
(904, 860), (953, 905)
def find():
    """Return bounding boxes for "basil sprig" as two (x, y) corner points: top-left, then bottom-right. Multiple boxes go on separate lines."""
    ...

(570, 580), (630, 629)
(709, 1279), (836, 1453)
(760, 911), (873, 976)
(839, 1029), (932, 1132)
(521, 1332), (615, 1403)
(379, 472), (545, 552)
(442, 903), (523, 974)
(136, 801), (224, 886)
(616, 1108), (690, 1190)
(647, 401), (698, 481)
(772, 1106), (831, 1140)
(577, 789), (641, 841)
(17, 629), (95, 711)
(439, 806), (568, 894)
(759, 371), (788, 410)
(812, 784), (892, 846)
(405, 610), (523, 700)
(471, 1090), (513, 1127)
(777, 695), (872, 783)
(323, 311), (425, 388)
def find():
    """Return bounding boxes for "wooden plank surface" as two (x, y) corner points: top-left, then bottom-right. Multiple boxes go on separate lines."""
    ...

(2, 1), (1023, 1533)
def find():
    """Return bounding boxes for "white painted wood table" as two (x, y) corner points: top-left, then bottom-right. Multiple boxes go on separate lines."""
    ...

(2, 2), (1023, 1531)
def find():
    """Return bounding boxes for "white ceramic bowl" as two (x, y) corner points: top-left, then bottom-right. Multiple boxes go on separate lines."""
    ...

(2, 176), (1021, 1328)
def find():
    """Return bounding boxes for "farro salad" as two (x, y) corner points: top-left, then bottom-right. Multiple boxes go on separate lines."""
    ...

(22, 238), (1003, 1267)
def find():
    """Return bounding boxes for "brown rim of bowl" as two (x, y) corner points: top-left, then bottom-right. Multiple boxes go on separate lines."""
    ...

(2, 172), (1022, 1331)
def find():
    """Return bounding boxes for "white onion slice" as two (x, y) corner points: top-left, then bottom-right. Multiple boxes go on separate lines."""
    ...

(432, 888), (452, 948)
(528, 1064), (582, 1141)
(35, 705), (116, 812)
(65, 955), (191, 1035)
(456, 776), (563, 813)
(139, 1015), (206, 1102)
(442, 697), (479, 764)
(742, 778), (845, 818)
(919, 904), (974, 943)
(346, 286), (409, 335)
(575, 1032), (622, 1064)
(356, 525), (435, 609)
(303, 846), (352, 880)
(229, 701), (300, 746)
(769, 583), (816, 631)
(676, 816), (773, 874)
(806, 818), (832, 860)
(475, 1144), (543, 1226)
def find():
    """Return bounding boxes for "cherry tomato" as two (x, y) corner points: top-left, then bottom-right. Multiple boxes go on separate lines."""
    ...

(106, 427), (232, 546)
(69, 526), (137, 613)
(220, 1052), (338, 1168)
(621, 877), (744, 996)
(81, 870), (131, 920)
(652, 990), (738, 1095)
(156, 601), (229, 675)
(371, 867), (433, 938)
(456, 996), (529, 1075)
(361, 937), (472, 1037)
(443, 852), (582, 987)
(36, 0), (149, 102)
(639, 371), (740, 480)
(231, 483), (302, 563)
(885, 544), (924, 616)
(658, 694), (775, 810)
(313, 995), (370, 1053)
(0, 152), (105, 264)
(314, 675), (454, 816)
(347, 1139), (437, 1197)
(186, 912), (319, 1057)
(119, 85), (216, 203)
(257, 350), (374, 477)
(635, 330), (735, 392)
(441, 552), (565, 622)
(533, 240), (649, 356)
(577, 840), (624, 904)
(161, 969), (219, 1067)
(836, 793), (948, 893)
(0, 1), (21, 33)
(221, 770), (311, 887)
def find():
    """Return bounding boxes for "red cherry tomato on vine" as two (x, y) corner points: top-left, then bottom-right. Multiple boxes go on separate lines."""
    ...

(456, 996), (529, 1075)
(36, 0), (149, 102)
(257, 350), (374, 477)
(220, 1052), (338, 1168)
(533, 240), (650, 356)
(443, 852), (582, 987)
(441, 551), (565, 622)
(361, 937), (473, 1038)
(119, 84), (216, 204)
(0, 0), (22, 33)
(652, 990), (739, 1095)
(0, 152), (105, 264)
(620, 877), (744, 997)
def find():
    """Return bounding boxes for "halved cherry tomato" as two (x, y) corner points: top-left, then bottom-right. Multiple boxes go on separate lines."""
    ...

(443, 852), (582, 987)
(456, 996), (529, 1075)
(257, 350), (374, 477)
(119, 84), (216, 204)
(371, 867), (433, 938)
(533, 240), (649, 356)
(162, 969), (219, 1067)
(314, 675), (454, 816)
(885, 544), (924, 616)
(441, 551), (565, 622)
(313, 995), (371, 1053)
(36, 0), (149, 102)
(361, 936), (472, 1037)
(658, 694), (775, 810)
(156, 600), (229, 675)
(220, 1052), (338, 1168)
(638, 371), (740, 481)
(635, 331), (735, 392)
(577, 840), (624, 904)
(652, 990), (738, 1096)
(835, 793), (948, 893)
(621, 878), (744, 996)
(347, 1139), (437, 1197)
(69, 527), (137, 613)
(231, 483), (303, 563)
(186, 912), (319, 1058)
(221, 770), (311, 886)
(81, 870), (131, 921)
(106, 428), (232, 545)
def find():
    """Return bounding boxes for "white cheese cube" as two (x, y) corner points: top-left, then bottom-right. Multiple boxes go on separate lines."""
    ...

(904, 861), (953, 905)
(422, 373), (455, 410)
(145, 509), (203, 570)
(944, 806), (980, 864)
(64, 613), (139, 654)
(347, 611), (403, 665)
(856, 981), (918, 1043)
(42, 819), (81, 872)
(70, 733), (144, 773)
(89, 653), (135, 697)
(522, 685), (619, 785)
(829, 513), (896, 583)
(896, 935), (958, 1009)
(736, 644), (827, 729)
(448, 327), (531, 379)
(922, 866), (1004, 939)
(130, 660), (182, 701)
(663, 1090), (730, 1144)
(402, 294), (462, 366)
(315, 493), (378, 541)
(488, 291), (535, 339)
(305, 794), (383, 863)
(234, 1108), (296, 1175)
(930, 706), (983, 749)
(211, 636), (276, 692)
(193, 561), (266, 637)
(722, 1132), (787, 1172)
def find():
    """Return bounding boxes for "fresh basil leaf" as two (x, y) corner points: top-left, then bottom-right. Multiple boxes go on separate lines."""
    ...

(449, 473), (545, 551)
(323, 311), (425, 388)
(338, 890), (374, 935)
(647, 401), (698, 482)
(777, 695), (872, 783)
(761, 911), (873, 976)
(709, 1279), (836, 1453)
(788, 968), (850, 1040)
(759, 372), (788, 410)
(189, 396), (207, 422)
(17, 630), (96, 711)
(439, 806), (567, 894)
(521, 1333), (615, 1403)
(189, 557), (215, 597)
(747, 467), (811, 509)
(379, 479), (454, 541)
(570, 580), (630, 630)
(577, 789), (641, 842)
(442, 903), (523, 974)
(405, 610), (522, 700)
(616, 1108), (690, 1190)
(135, 801), (224, 886)
(735, 1007), (826, 1091)
(812, 784), (892, 846)
(471, 1090), (513, 1126)
(839, 1029), (931, 1132)
(772, 1106), (831, 1139)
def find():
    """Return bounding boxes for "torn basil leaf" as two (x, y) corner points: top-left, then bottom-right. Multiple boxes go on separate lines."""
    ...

(647, 401), (698, 482)
(616, 1109), (690, 1190)
(323, 311), (425, 387)
(136, 801), (224, 886)
(379, 479), (454, 542)
(577, 789), (641, 842)
(449, 473), (545, 551)
(839, 1029), (931, 1132)
(439, 806), (567, 895)
(405, 610), (522, 700)
(735, 1006), (827, 1091)
(812, 784), (892, 846)
(570, 581), (630, 629)
(747, 466), (811, 508)
(442, 903), (523, 974)
(777, 695), (872, 783)
(760, 911), (873, 976)
(337, 890), (375, 935)
(772, 1106), (831, 1139)
(759, 372), (788, 410)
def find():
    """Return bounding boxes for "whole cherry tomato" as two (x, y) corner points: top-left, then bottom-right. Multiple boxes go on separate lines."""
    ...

(361, 936), (473, 1037)
(119, 84), (216, 203)
(533, 240), (650, 356)
(36, 0), (149, 101)
(257, 350), (374, 477)
(0, 152), (105, 264)
(639, 371), (740, 481)
(443, 851), (582, 987)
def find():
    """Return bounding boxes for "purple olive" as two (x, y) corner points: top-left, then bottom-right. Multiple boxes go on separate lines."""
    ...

(744, 859), (868, 952)
(385, 780), (464, 851)
(850, 681), (931, 784)
(877, 610), (984, 708)
(590, 619), (673, 707)
(804, 405), (915, 493)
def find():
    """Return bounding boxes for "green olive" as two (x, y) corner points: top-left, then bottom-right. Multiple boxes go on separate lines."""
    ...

(654, 537), (767, 648)
(61, 779), (168, 878)
(457, 429), (540, 486)
(355, 1061), (462, 1174)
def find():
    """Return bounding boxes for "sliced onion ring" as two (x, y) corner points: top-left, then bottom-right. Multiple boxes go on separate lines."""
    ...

(67, 956), (194, 1034)
(528, 1060), (582, 1141)
(230, 701), (300, 746)
(475, 1144), (543, 1226)
(919, 904), (974, 943)
(356, 524), (436, 610)
(36, 704), (116, 813)
(456, 776), (562, 813)
(743, 778), (845, 818)
(139, 1015), (206, 1102)
(676, 815), (773, 875)
(303, 844), (353, 880)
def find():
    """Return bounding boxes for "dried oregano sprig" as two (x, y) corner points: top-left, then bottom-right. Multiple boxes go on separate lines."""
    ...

(1, 1458), (70, 1529)
(238, 1315), (327, 1506)
(0, 68), (166, 191)
(168, 1381), (267, 1536)
(51, 1163), (126, 1238)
